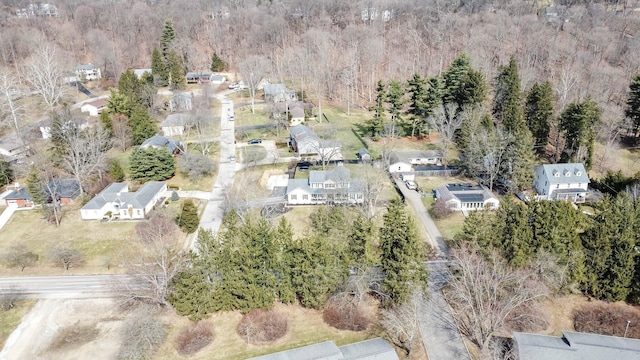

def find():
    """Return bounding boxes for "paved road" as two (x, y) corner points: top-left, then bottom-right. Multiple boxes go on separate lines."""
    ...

(394, 176), (470, 360)
(189, 91), (237, 251)
(0, 275), (138, 298)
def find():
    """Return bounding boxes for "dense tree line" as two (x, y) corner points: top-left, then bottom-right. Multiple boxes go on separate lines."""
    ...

(169, 200), (428, 320)
(456, 195), (640, 303)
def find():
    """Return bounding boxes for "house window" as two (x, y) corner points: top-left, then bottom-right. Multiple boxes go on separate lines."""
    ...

(291, 194), (297, 200)
(303, 195), (308, 200)
(136, 210), (141, 215)
(398, 166), (401, 171)
(556, 184), (559, 189)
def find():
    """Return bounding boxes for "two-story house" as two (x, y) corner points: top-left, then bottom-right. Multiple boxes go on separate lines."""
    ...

(533, 163), (590, 203)
(74, 64), (102, 81)
(286, 164), (364, 205)
(289, 125), (341, 159)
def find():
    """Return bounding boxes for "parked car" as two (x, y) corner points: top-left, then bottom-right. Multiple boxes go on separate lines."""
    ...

(228, 82), (240, 89)
(247, 138), (262, 144)
(228, 115), (234, 121)
(405, 180), (418, 191)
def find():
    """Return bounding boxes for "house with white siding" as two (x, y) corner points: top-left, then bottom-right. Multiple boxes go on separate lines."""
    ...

(287, 164), (363, 205)
(434, 183), (499, 211)
(387, 150), (443, 173)
(533, 163), (589, 203)
(80, 182), (167, 220)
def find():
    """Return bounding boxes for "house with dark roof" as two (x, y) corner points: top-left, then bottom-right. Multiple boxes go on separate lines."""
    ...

(533, 163), (589, 203)
(140, 135), (183, 154)
(161, 114), (191, 137)
(434, 183), (499, 211)
(287, 163), (363, 205)
(45, 179), (81, 205)
(80, 181), (167, 220)
(514, 331), (640, 360)
(4, 183), (33, 208)
(248, 337), (399, 360)
(387, 150), (443, 173)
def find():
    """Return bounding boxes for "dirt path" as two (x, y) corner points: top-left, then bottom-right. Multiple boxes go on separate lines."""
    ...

(1, 297), (124, 360)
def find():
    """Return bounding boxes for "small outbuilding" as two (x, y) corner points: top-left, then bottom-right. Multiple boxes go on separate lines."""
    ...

(81, 98), (108, 116)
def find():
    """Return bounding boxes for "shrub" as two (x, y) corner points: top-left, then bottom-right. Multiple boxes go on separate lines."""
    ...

(178, 152), (215, 180)
(574, 303), (640, 339)
(175, 322), (214, 356)
(322, 301), (370, 331)
(117, 314), (165, 360)
(431, 198), (454, 219)
(171, 191), (180, 202)
(236, 309), (288, 344)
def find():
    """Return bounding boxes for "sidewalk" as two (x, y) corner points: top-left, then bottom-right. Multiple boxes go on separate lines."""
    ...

(0, 206), (17, 231)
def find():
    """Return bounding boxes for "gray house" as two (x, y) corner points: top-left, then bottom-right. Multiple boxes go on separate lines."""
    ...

(169, 92), (193, 112)
(140, 135), (183, 154)
(80, 181), (167, 220)
(289, 125), (341, 158)
(287, 164), (364, 205)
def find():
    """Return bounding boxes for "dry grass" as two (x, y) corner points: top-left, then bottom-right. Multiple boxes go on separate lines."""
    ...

(433, 212), (466, 242)
(591, 142), (640, 178)
(47, 323), (101, 351)
(538, 295), (591, 336)
(0, 203), (139, 275)
(0, 300), (36, 349)
(156, 303), (374, 360)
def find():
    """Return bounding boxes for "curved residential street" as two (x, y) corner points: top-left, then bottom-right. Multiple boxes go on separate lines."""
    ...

(394, 177), (470, 360)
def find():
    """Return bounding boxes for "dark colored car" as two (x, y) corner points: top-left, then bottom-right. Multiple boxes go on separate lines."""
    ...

(247, 138), (262, 144)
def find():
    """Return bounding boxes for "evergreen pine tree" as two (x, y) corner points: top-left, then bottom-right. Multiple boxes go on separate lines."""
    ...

(105, 89), (133, 117)
(168, 49), (186, 90)
(367, 80), (386, 137)
(128, 107), (157, 145)
(160, 20), (176, 60)
(151, 47), (168, 86)
(347, 215), (374, 271)
(108, 159), (125, 182)
(0, 160), (12, 188)
(26, 166), (47, 205)
(443, 53), (471, 105)
(379, 199), (428, 305)
(177, 199), (199, 233)
(210, 52), (227, 72)
(129, 147), (175, 182)
(386, 80), (405, 137)
(459, 68), (487, 109)
(625, 72), (640, 138)
(525, 81), (554, 153)
(118, 70), (142, 105)
(168, 266), (216, 321)
(495, 196), (533, 267)
(559, 97), (601, 169)
(405, 73), (430, 138)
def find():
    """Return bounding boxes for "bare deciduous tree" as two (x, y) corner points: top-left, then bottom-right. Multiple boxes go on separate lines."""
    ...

(238, 55), (271, 114)
(358, 167), (387, 221)
(112, 114), (132, 151)
(48, 242), (84, 271)
(2, 242), (38, 271)
(0, 68), (24, 135)
(62, 126), (112, 194)
(445, 245), (548, 350)
(23, 46), (67, 110)
(0, 285), (25, 311)
(428, 103), (463, 168)
(380, 290), (426, 356)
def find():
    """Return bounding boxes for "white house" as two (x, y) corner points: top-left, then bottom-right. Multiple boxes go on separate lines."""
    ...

(161, 114), (191, 136)
(81, 98), (108, 116)
(74, 64), (102, 81)
(80, 182), (167, 220)
(533, 163), (590, 203)
(387, 150), (443, 173)
(287, 164), (364, 205)
(434, 183), (500, 211)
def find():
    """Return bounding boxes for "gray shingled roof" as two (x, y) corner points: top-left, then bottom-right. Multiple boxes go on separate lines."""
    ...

(387, 150), (443, 164)
(263, 84), (287, 97)
(339, 337), (399, 360)
(537, 163), (590, 185)
(290, 124), (316, 139)
(515, 331), (640, 360)
(141, 135), (181, 153)
(248, 338), (398, 360)
(162, 113), (191, 127)
(309, 165), (350, 184)
(81, 182), (165, 210)
(46, 179), (81, 199)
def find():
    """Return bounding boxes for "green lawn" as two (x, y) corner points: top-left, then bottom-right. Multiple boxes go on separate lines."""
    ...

(0, 300), (36, 349)
(241, 145), (267, 164)
(434, 212), (467, 242)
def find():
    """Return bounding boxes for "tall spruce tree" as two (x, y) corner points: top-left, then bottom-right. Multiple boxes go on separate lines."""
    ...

(443, 53), (471, 105)
(129, 107), (157, 145)
(151, 47), (168, 86)
(379, 199), (428, 305)
(493, 56), (535, 191)
(405, 73), (430, 138)
(559, 97), (601, 169)
(386, 80), (405, 137)
(494, 196), (534, 267)
(525, 81), (554, 153)
(160, 20), (176, 60)
(168, 49), (186, 90)
(0, 160), (12, 188)
(118, 69), (142, 105)
(347, 215), (374, 271)
(459, 68), (487, 109)
(625, 72), (640, 138)
(367, 80), (386, 137)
